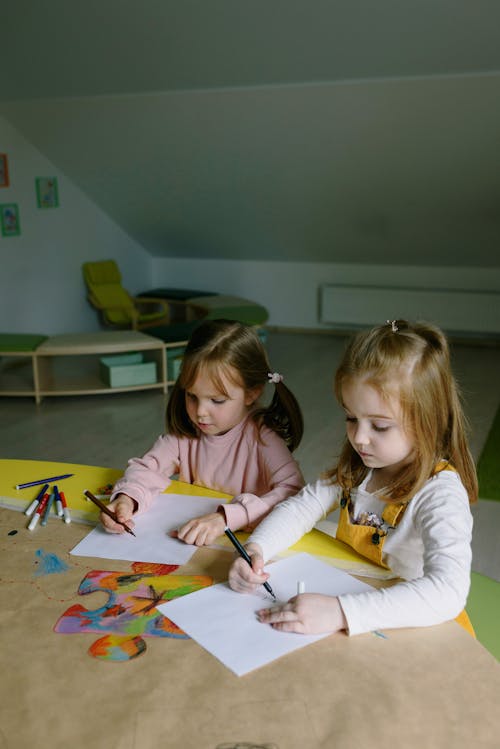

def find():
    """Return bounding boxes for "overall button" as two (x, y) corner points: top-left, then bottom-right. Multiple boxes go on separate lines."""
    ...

(372, 532), (380, 545)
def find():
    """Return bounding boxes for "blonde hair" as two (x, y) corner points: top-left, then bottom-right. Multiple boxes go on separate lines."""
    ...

(325, 320), (478, 503)
(166, 319), (303, 451)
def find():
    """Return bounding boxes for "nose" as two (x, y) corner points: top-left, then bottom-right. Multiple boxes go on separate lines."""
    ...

(196, 399), (209, 418)
(353, 422), (370, 447)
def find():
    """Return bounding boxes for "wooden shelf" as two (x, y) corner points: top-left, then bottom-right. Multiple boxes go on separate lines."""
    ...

(0, 331), (187, 404)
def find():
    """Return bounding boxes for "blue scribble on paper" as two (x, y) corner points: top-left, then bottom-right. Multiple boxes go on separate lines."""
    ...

(34, 549), (70, 576)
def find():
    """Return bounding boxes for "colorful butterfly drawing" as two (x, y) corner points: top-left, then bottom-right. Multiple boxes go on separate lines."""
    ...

(54, 562), (212, 661)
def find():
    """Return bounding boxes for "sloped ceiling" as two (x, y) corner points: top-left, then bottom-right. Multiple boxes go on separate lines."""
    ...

(1, 0), (500, 265)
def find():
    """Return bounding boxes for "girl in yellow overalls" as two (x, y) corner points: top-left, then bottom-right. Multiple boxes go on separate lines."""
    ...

(229, 320), (478, 638)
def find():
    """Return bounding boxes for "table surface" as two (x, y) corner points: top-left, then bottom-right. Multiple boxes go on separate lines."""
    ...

(1, 459), (499, 749)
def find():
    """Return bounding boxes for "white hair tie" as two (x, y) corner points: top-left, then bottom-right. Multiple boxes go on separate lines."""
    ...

(386, 320), (399, 332)
(268, 372), (284, 384)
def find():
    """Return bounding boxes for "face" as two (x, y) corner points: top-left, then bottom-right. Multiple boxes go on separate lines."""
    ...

(185, 367), (258, 436)
(341, 378), (414, 478)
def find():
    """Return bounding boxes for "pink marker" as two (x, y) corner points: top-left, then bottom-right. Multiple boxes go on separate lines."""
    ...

(59, 491), (71, 524)
(27, 493), (50, 531)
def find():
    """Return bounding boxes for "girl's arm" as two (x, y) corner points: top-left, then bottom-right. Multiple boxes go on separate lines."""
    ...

(176, 460), (312, 548)
(338, 479), (473, 636)
(221, 430), (306, 531)
(238, 476), (472, 637)
(245, 479), (339, 560)
(109, 434), (181, 513)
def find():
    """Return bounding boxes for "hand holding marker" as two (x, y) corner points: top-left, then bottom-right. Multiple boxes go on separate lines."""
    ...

(224, 526), (276, 600)
(84, 489), (136, 536)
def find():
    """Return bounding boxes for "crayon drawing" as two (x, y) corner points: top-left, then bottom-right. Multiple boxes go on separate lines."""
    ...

(34, 548), (70, 576)
(54, 561), (212, 661)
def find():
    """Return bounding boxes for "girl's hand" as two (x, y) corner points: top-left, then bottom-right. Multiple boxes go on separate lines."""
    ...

(228, 543), (269, 594)
(257, 594), (347, 635)
(175, 512), (226, 546)
(101, 493), (136, 534)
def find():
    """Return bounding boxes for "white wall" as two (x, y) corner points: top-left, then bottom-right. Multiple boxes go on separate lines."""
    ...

(153, 256), (500, 333)
(0, 116), (152, 335)
(1, 114), (499, 338)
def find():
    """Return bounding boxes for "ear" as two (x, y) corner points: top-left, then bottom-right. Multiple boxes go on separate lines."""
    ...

(245, 384), (264, 407)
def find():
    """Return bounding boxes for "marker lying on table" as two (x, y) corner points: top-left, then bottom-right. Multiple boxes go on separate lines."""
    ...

(24, 483), (49, 516)
(83, 489), (136, 537)
(54, 485), (64, 518)
(27, 493), (50, 531)
(59, 491), (71, 524)
(41, 490), (56, 526)
(224, 526), (276, 600)
(16, 473), (74, 490)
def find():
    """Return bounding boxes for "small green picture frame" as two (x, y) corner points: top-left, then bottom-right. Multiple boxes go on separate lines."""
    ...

(0, 203), (21, 236)
(36, 176), (59, 208)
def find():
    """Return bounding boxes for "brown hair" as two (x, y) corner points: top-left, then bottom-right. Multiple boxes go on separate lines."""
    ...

(166, 319), (303, 451)
(324, 320), (478, 503)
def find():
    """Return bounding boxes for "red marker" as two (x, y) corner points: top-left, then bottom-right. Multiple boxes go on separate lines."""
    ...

(24, 483), (49, 516)
(27, 493), (50, 531)
(59, 491), (71, 524)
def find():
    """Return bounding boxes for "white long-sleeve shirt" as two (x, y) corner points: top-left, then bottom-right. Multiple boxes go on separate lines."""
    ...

(249, 469), (473, 635)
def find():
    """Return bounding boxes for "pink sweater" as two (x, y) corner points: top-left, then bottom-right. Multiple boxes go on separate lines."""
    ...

(111, 416), (304, 531)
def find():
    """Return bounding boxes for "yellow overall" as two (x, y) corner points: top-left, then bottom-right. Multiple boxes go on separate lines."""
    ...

(335, 465), (475, 636)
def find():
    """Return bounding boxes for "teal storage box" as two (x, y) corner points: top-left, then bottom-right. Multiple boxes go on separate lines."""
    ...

(99, 352), (157, 388)
(167, 346), (185, 381)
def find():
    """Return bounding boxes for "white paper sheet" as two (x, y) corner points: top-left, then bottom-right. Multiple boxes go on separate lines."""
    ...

(69, 493), (223, 564)
(159, 552), (373, 676)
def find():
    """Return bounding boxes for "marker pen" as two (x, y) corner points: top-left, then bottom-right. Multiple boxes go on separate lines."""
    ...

(24, 483), (49, 516)
(41, 491), (56, 526)
(59, 491), (71, 524)
(16, 473), (74, 490)
(54, 485), (64, 518)
(27, 493), (50, 531)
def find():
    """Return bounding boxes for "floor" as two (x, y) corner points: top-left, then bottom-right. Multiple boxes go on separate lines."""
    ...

(1, 329), (499, 581)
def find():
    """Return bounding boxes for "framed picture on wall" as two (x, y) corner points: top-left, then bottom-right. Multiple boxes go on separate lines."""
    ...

(35, 176), (59, 208)
(0, 203), (21, 236)
(0, 154), (9, 187)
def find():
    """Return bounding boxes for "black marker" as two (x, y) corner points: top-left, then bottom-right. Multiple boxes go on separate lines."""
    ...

(224, 526), (276, 600)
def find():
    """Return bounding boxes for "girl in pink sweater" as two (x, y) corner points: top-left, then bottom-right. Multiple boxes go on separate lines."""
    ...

(101, 319), (305, 545)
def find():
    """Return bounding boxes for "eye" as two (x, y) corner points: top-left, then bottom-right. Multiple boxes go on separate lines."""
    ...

(372, 423), (390, 432)
(186, 392), (197, 402)
(345, 416), (357, 424)
(211, 398), (226, 405)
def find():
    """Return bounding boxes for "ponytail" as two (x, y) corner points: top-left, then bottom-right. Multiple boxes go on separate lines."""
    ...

(254, 379), (304, 452)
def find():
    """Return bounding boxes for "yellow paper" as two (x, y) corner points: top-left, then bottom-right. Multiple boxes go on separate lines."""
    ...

(0, 459), (230, 524)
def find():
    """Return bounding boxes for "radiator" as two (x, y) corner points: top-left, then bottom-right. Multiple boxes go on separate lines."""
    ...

(318, 284), (500, 336)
